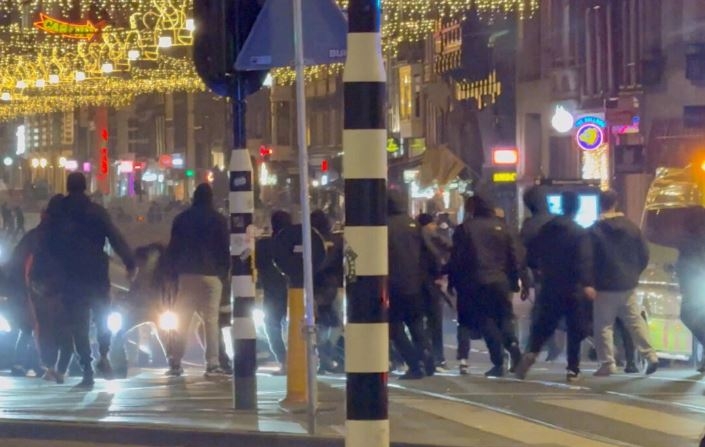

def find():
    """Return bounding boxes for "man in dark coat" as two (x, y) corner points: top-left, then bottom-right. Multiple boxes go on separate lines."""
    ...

(255, 210), (292, 373)
(165, 183), (230, 378)
(388, 189), (434, 380)
(47, 173), (135, 387)
(515, 190), (594, 382)
(449, 194), (525, 377)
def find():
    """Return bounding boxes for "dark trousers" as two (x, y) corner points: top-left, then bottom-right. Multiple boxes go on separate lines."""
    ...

(423, 280), (445, 365)
(528, 287), (590, 373)
(389, 294), (432, 373)
(679, 277), (705, 348)
(263, 296), (287, 365)
(471, 282), (521, 368)
(456, 325), (474, 361)
(34, 293), (73, 374)
(65, 285), (112, 374)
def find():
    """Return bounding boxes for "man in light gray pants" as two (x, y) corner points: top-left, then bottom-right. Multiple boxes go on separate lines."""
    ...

(590, 190), (658, 376)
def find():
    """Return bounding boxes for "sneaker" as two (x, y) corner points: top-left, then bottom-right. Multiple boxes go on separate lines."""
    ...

(484, 365), (505, 378)
(566, 370), (581, 383)
(77, 373), (95, 389)
(435, 362), (450, 373)
(95, 356), (114, 380)
(459, 360), (469, 376)
(594, 363), (616, 377)
(514, 353), (537, 380)
(204, 366), (229, 377)
(165, 365), (184, 377)
(624, 363), (639, 374)
(220, 364), (234, 375)
(645, 359), (659, 375)
(398, 369), (425, 380)
(55, 372), (65, 385)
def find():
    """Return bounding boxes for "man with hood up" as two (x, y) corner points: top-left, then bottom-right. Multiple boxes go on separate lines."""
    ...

(448, 193), (525, 377)
(590, 190), (658, 376)
(387, 189), (434, 379)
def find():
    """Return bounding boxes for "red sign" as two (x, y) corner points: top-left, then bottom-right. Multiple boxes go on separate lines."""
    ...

(34, 13), (106, 42)
(100, 147), (109, 176)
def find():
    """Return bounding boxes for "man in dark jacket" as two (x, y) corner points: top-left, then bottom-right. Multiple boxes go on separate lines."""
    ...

(449, 194), (525, 377)
(255, 210), (291, 373)
(165, 183), (230, 377)
(388, 189), (433, 380)
(515, 190), (594, 382)
(521, 185), (564, 361)
(590, 190), (658, 376)
(46, 173), (135, 387)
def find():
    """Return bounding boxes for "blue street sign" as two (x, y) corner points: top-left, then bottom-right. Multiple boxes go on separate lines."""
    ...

(235, 0), (348, 70)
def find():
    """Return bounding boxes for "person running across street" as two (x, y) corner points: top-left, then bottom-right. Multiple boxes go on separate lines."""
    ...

(590, 190), (658, 376)
(164, 183), (231, 377)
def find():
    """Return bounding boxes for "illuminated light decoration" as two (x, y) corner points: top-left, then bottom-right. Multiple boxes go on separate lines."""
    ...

(551, 105), (574, 133)
(33, 13), (107, 42)
(576, 123), (604, 152)
(492, 171), (517, 183)
(58, 157), (67, 167)
(31, 158), (40, 168)
(185, 18), (195, 32)
(15, 80), (27, 89)
(75, 71), (86, 82)
(15, 125), (25, 155)
(35, 79), (46, 88)
(492, 147), (519, 165)
(48, 74), (60, 84)
(39, 158), (48, 168)
(158, 36), (173, 49)
(118, 160), (134, 174)
(206, 170), (215, 183)
(3, 157), (12, 167)
(1, 93), (10, 101)
(101, 63), (114, 74)
(454, 71), (502, 109)
(127, 50), (141, 61)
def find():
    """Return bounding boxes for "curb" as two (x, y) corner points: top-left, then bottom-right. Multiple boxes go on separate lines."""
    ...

(0, 419), (435, 447)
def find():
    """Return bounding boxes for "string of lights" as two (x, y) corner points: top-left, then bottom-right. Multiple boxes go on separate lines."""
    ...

(0, 0), (539, 120)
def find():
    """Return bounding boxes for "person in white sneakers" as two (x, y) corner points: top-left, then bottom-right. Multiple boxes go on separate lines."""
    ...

(590, 190), (658, 376)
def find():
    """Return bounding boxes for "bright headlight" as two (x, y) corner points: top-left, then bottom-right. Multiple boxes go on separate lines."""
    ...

(159, 310), (178, 331)
(0, 314), (10, 332)
(107, 312), (123, 334)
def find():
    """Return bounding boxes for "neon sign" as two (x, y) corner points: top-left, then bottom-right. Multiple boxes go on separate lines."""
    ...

(33, 13), (106, 42)
(100, 147), (109, 176)
(576, 124), (604, 151)
(574, 116), (607, 128)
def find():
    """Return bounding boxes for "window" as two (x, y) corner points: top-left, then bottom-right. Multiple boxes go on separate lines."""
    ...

(399, 65), (412, 120)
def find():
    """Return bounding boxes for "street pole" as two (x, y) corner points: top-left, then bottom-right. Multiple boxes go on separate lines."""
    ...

(343, 1), (389, 447)
(292, 0), (318, 434)
(229, 78), (258, 411)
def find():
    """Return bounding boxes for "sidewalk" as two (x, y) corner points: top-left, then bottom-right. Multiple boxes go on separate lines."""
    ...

(0, 369), (476, 447)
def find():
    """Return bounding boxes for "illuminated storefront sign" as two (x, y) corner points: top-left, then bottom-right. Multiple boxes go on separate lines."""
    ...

(33, 13), (106, 41)
(576, 123), (604, 151)
(492, 172), (517, 183)
(574, 116), (607, 128)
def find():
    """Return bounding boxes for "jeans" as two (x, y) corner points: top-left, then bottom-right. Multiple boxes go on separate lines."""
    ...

(528, 287), (591, 373)
(170, 275), (222, 368)
(593, 290), (657, 366)
(471, 282), (521, 368)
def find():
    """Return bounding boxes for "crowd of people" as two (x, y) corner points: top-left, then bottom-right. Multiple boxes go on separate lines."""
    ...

(3, 173), (705, 387)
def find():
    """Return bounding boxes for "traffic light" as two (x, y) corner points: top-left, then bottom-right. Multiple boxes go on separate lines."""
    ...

(193, 0), (267, 97)
(259, 145), (273, 161)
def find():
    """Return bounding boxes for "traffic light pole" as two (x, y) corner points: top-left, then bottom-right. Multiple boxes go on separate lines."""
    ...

(229, 77), (257, 411)
(344, 1), (389, 446)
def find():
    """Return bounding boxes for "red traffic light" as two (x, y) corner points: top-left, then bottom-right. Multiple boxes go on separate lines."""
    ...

(259, 145), (273, 158)
(321, 159), (329, 172)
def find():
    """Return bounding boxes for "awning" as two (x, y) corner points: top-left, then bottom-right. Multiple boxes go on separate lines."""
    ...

(418, 144), (467, 189)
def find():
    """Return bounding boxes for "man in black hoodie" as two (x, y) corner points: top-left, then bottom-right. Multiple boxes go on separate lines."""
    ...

(515, 190), (594, 382)
(388, 189), (433, 379)
(590, 190), (658, 376)
(165, 183), (230, 378)
(449, 194), (525, 377)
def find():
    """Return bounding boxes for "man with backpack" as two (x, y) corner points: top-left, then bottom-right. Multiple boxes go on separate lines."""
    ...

(47, 173), (135, 387)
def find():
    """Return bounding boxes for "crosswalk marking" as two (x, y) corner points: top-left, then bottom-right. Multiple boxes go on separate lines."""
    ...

(539, 398), (704, 439)
(398, 397), (624, 447)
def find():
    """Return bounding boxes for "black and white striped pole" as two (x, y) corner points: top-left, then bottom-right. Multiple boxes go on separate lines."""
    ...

(229, 82), (258, 411)
(343, 1), (389, 446)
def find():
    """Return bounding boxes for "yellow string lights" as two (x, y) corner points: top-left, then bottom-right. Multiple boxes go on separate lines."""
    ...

(0, 0), (539, 120)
